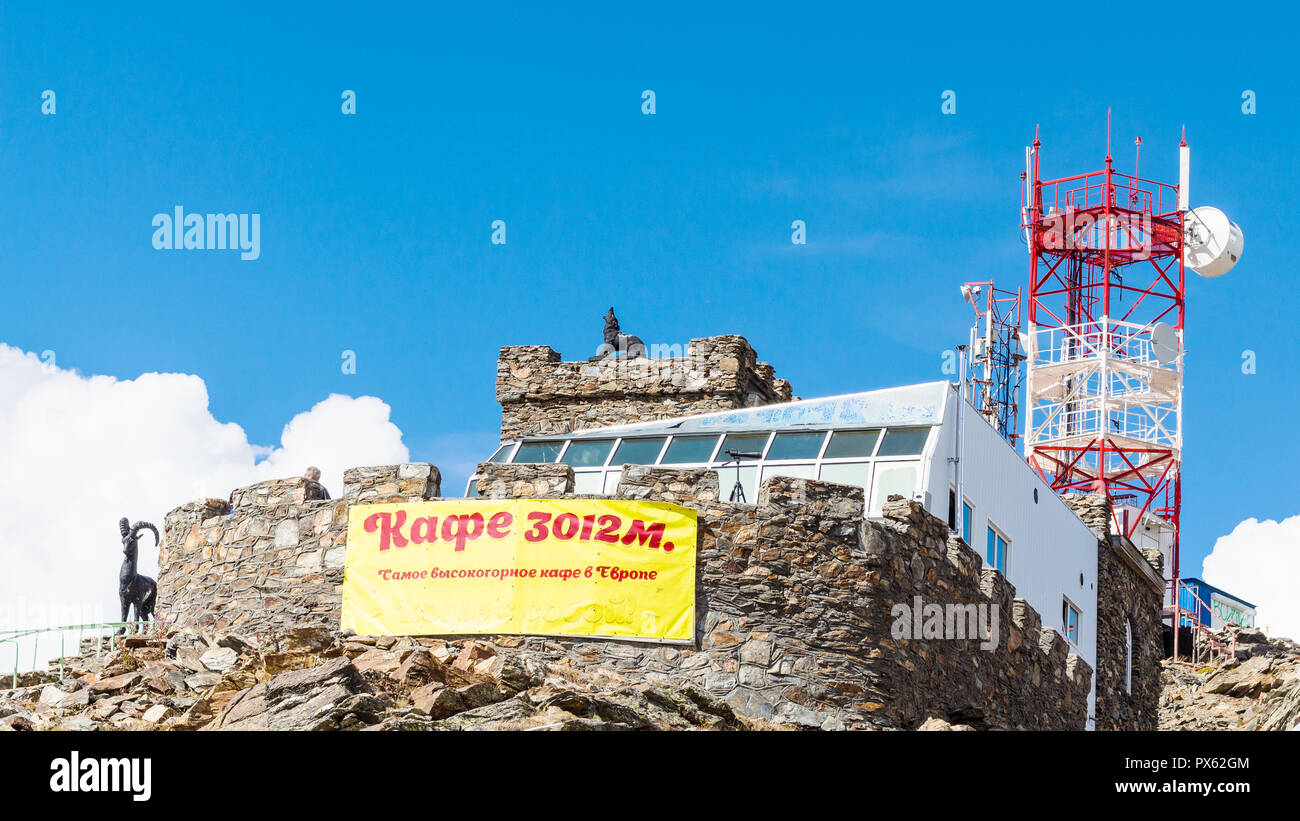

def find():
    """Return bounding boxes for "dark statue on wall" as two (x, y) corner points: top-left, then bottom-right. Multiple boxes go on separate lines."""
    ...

(591, 307), (647, 360)
(118, 518), (160, 634)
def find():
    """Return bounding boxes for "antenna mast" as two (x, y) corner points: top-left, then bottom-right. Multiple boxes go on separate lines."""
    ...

(1021, 123), (1186, 555)
(960, 281), (1025, 445)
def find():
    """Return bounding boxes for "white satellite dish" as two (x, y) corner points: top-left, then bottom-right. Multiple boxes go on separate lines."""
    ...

(1184, 205), (1243, 278)
(1151, 321), (1179, 365)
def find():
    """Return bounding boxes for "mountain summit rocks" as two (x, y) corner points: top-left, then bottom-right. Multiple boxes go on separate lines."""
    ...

(1160, 626), (1300, 731)
(0, 628), (747, 732)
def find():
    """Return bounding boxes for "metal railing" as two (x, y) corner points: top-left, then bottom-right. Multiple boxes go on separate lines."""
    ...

(0, 621), (169, 689)
(1165, 581), (1237, 668)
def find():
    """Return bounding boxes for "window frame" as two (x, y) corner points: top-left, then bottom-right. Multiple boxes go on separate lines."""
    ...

(608, 436), (669, 468)
(985, 521), (1009, 574)
(1124, 619), (1133, 694)
(486, 425), (932, 508)
(1062, 597), (1082, 647)
(560, 438), (617, 468)
(764, 430), (831, 463)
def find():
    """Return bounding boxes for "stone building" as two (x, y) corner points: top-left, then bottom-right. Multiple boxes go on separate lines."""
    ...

(156, 330), (1162, 729)
(497, 335), (793, 441)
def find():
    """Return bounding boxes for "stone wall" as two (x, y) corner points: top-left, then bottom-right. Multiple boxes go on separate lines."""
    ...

(157, 461), (1102, 729)
(496, 335), (794, 440)
(158, 465), (440, 638)
(466, 463), (1089, 729)
(474, 463), (574, 499)
(1062, 493), (1163, 730)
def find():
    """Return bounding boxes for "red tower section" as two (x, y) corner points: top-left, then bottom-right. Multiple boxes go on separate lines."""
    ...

(1021, 124), (1186, 590)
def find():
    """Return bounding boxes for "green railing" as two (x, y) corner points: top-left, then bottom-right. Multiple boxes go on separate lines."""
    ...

(0, 621), (169, 689)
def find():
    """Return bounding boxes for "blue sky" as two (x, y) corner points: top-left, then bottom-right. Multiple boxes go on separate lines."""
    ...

(1, 2), (1295, 581)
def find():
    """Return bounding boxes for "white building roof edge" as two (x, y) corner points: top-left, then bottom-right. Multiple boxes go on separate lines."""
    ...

(551, 381), (954, 440)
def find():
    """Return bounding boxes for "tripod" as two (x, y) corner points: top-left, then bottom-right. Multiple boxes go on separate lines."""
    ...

(723, 449), (762, 503)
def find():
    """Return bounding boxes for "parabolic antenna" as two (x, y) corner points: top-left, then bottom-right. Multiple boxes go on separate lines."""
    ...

(1151, 321), (1179, 365)
(1184, 205), (1243, 278)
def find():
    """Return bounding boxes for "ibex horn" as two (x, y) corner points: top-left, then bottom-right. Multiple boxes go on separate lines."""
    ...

(130, 521), (160, 546)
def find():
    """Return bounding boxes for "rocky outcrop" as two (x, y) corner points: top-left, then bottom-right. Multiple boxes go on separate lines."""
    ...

(0, 627), (745, 732)
(1160, 629), (1300, 731)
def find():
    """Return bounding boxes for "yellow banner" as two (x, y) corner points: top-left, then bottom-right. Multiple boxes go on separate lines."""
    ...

(340, 499), (697, 642)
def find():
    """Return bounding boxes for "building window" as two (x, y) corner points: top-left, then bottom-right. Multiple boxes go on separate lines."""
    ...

(876, 428), (930, 457)
(818, 461), (872, 491)
(660, 435), (719, 464)
(717, 433), (769, 461)
(947, 489), (957, 530)
(962, 502), (973, 544)
(985, 524), (1007, 573)
(561, 439), (614, 467)
(766, 431), (827, 461)
(1063, 598), (1081, 646)
(1124, 619), (1133, 694)
(871, 463), (918, 512)
(610, 437), (667, 466)
(823, 429), (880, 459)
(513, 441), (563, 463)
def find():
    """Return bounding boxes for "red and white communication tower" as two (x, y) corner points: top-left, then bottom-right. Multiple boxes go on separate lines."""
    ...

(1020, 117), (1241, 608)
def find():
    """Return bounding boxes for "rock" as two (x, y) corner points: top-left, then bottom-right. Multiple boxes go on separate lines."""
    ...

(216, 634), (257, 653)
(39, 685), (88, 710)
(165, 670), (189, 693)
(281, 626), (334, 653)
(184, 671), (223, 690)
(916, 716), (974, 731)
(1, 713), (37, 731)
(393, 649), (446, 686)
(456, 682), (507, 709)
(411, 684), (466, 719)
(352, 649), (401, 676)
(56, 715), (97, 731)
(453, 641), (495, 672)
(175, 647), (208, 673)
(200, 647), (239, 672)
(142, 704), (176, 723)
(209, 657), (374, 731)
(1205, 656), (1278, 699)
(90, 672), (143, 694)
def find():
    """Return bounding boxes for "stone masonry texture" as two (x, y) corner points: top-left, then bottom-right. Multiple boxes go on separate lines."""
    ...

(158, 462), (1110, 730)
(159, 465), (440, 639)
(496, 335), (794, 441)
(1062, 493), (1164, 730)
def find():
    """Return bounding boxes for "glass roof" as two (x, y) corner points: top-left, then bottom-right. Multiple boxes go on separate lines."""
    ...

(557, 382), (950, 440)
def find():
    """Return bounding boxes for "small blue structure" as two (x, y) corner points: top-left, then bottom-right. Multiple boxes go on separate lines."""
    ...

(1177, 578), (1257, 629)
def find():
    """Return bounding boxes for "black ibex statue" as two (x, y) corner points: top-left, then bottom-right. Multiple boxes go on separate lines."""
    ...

(118, 518), (160, 635)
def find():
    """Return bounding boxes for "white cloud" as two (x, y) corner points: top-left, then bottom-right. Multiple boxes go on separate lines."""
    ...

(0, 343), (408, 655)
(1201, 515), (1300, 640)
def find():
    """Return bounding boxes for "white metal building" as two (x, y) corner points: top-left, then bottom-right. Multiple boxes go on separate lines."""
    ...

(472, 381), (1101, 723)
